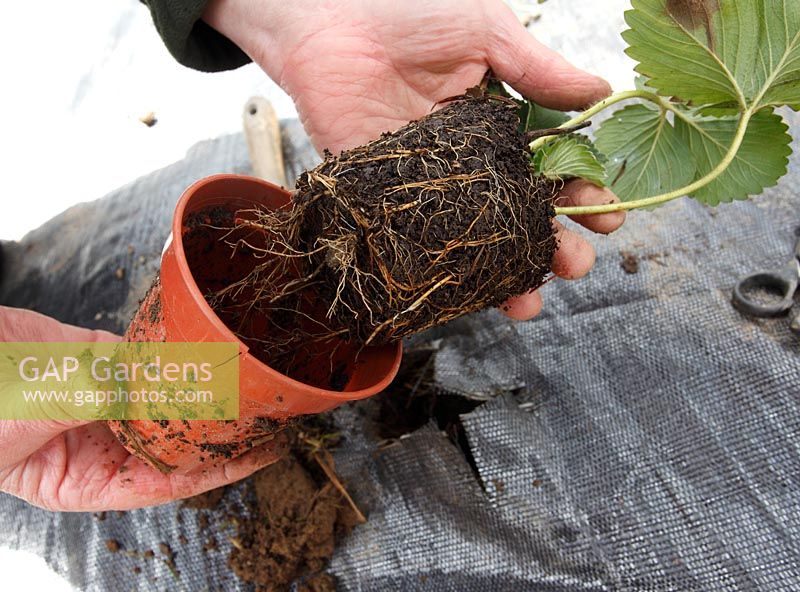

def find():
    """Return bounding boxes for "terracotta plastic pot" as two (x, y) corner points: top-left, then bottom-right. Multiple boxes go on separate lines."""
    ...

(108, 174), (402, 474)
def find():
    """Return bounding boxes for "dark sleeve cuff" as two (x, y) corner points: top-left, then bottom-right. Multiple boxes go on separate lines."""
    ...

(141, 0), (252, 72)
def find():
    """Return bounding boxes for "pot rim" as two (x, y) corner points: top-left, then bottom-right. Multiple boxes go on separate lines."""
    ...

(168, 173), (402, 402)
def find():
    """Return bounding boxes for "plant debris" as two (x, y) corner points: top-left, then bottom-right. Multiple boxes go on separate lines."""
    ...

(139, 111), (158, 127)
(620, 251), (640, 274)
(182, 485), (226, 510)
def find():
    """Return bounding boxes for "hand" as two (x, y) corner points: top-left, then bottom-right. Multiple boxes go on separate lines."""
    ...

(0, 306), (287, 511)
(204, 0), (625, 319)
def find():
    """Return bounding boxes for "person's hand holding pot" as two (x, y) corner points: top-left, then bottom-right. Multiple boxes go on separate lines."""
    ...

(202, 0), (626, 319)
(0, 306), (288, 511)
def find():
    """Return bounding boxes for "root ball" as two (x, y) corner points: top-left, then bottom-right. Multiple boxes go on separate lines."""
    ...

(291, 95), (558, 344)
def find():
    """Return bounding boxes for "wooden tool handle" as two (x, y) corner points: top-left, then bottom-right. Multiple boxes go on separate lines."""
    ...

(243, 96), (287, 187)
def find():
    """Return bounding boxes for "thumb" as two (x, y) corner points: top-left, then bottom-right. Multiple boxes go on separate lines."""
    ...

(0, 306), (122, 343)
(0, 308), (120, 469)
(486, 6), (611, 110)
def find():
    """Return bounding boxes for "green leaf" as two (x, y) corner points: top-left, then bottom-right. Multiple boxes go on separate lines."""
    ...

(697, 102), (741, 117)
(623, 0), (800, 110)
(532, 136), (607, 186)
(518, 100), (569, 132)
(485, 78), (569, 132)
(674, 108), (792, 205)
(486, 78), (507, 96)
(633, 75), (658, 94)
(594, 104), (695, 201)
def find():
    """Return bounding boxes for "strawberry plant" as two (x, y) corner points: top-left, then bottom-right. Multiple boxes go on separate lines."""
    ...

(529, 0), (799, 214)
(206, 0), (800, 381)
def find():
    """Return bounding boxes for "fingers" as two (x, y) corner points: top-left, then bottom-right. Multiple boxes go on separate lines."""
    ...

(0, 306), (122, 342)
(498, 181), (625, 321)
(551, 221), (596, 279)
(557, 180), (626, 234)
(88, 329), (123, 343)
(103, 432), (290, 511)
(0, 421), (115, 510)
(486, 4), (611, 111)
(501, 289), (543, 321)
(0, 309), (121, 469)
(0, 419), (92, 471)
(498, 222), (595, 321)
(1, 424), (289, 512)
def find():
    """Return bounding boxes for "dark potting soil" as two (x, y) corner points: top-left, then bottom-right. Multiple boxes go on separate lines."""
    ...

(294, 93), (558, 344)
(147, 292), (162, 325)
(182, 206), (242, 297)
(374, 345), (481, 443)
(126, 277), (165, 342)
(182, 206), (354, 391)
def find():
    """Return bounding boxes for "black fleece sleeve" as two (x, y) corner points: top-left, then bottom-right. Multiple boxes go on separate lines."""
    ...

(140, 0), (252, 72)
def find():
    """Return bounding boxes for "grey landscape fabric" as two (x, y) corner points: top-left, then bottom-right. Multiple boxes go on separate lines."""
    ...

(1, 109), (798, 591)
(1, 0), (800, 582)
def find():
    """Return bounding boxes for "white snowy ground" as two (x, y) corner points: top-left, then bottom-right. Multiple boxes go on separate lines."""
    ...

(0, 0), (296, 242)
(1, 0), (633, 589)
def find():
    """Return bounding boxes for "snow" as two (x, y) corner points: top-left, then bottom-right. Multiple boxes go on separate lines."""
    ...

(0, 0), (296, 241)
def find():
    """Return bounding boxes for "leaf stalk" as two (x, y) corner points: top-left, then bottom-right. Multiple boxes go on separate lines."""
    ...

(553, 108), (755, 216)
(528, 89), (677, 151)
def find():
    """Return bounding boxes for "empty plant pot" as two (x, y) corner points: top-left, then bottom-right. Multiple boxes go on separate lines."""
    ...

(108, 174), (402, 474)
